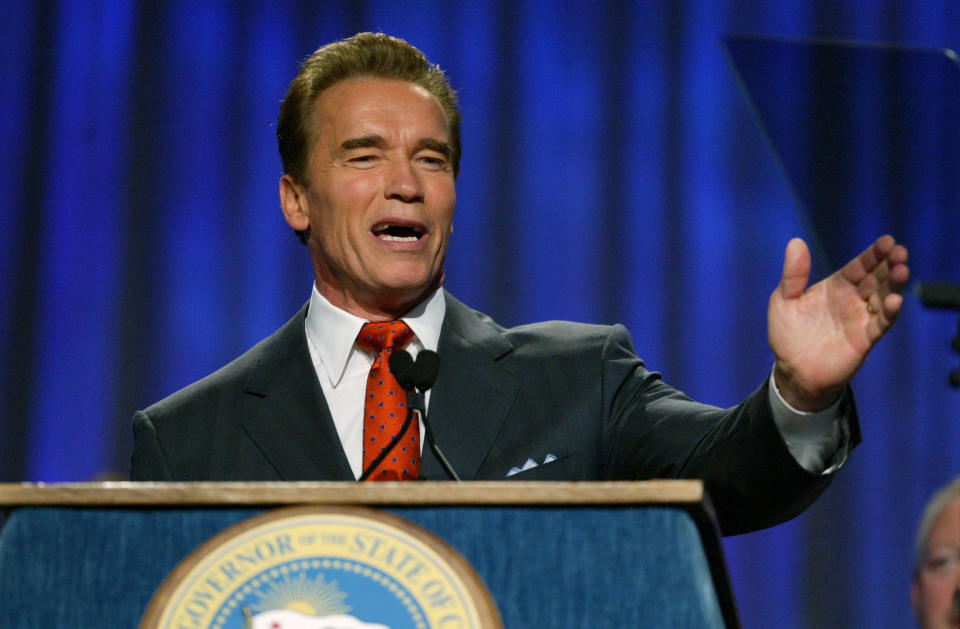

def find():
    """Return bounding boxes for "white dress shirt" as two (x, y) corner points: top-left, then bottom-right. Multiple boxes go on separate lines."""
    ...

(767, 371), (849, 474)
(304, 284), (846, 479)
(304, 285), (446, 479)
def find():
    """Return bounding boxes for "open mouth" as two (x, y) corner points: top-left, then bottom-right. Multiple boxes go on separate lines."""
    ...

(371, 222), (425, 242)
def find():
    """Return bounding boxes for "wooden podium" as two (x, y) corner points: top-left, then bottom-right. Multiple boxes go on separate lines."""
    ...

(0, 481), (738, 627)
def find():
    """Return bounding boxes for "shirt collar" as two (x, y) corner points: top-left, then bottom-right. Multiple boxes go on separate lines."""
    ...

(304, 285), (446, 387)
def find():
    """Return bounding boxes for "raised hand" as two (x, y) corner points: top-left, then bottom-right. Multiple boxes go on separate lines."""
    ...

(768, 235), (909, 411)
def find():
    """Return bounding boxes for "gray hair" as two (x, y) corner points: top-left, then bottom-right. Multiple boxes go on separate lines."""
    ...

(914, 476), (960, 572)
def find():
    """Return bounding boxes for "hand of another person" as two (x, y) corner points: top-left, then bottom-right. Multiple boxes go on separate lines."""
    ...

(768, 235), (909, 411)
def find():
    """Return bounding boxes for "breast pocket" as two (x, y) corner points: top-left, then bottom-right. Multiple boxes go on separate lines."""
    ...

(503, 452), (575, 480)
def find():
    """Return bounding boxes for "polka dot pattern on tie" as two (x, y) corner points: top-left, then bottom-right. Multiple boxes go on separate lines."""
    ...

(356, 321), (418, 481)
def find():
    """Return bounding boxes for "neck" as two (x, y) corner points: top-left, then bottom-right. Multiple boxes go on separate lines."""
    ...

(316, 283), (439, 322)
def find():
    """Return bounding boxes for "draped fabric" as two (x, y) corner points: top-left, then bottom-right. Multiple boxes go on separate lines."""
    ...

(2, 2), (958, 627)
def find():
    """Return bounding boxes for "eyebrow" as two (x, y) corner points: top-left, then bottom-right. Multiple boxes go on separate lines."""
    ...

(339, 135), (387, 152)
(338, 135), (451, 159)
(415, 138), (452, 159)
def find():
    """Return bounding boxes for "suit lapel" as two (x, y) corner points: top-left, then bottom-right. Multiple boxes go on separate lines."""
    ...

(234, 294), (519, 482)
(421, 292), (519, 480)
(240, 304), (354, 480)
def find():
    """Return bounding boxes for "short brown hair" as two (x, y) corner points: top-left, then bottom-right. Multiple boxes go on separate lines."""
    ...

(277, 32), (461, 185)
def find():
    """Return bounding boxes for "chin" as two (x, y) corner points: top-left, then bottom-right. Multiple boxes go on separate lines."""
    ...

(378, 266), (440, 293)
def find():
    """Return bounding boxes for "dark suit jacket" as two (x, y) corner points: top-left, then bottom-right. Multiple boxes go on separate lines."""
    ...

(131, 291), (859, 535)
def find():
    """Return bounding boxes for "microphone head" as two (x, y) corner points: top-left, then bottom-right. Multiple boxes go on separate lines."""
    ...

(915, 282), (960, 310)
(412, 350), (440, 391)
(388, 349), (416, 391)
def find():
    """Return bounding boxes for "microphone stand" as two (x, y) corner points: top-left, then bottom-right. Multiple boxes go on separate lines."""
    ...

(915, 282), (960, 388)
(360, 350), (461, 481)
(390, 349), (461, 481)
(358, 412), (415, 481)
(408, 388), (461, 482)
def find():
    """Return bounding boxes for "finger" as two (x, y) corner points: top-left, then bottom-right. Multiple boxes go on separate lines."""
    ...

(887, 242), (909, 264)
(883, 291), (903, 322)
(840, 235), (896, 285)
(866, 290), (884, 316)
(779, 238), (810, 300)
(860, 243), (909, 301)
(867, 291), (903, 343)
(858, 265), (882, 299)
(885, 244), (910, 291)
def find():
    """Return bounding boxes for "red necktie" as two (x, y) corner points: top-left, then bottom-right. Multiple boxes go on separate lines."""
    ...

(356, 321), (418, 481)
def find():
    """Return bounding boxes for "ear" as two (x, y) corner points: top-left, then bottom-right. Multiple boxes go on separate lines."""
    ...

(279, 174), (310, 232)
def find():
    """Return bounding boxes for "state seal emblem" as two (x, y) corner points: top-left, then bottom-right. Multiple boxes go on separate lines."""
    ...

(139, 506), (501, 628)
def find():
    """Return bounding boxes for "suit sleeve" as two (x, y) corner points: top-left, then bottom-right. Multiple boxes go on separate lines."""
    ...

(130, 410), (175, 481)
(599, 324), (859, 535)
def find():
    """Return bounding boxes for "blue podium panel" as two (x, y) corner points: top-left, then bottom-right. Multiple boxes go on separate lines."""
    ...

(408, 507), (723, 627)
(0, 506), (724, 627)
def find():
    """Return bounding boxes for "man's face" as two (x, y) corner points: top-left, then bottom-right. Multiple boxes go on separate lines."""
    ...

(280, 77), (456, 319)
(912, 495), (960, 629)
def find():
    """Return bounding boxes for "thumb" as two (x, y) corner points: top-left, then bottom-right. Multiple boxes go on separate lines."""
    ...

(779, 238), (811, 300)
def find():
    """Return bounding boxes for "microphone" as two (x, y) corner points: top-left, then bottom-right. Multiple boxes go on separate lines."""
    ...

(361, 349), (457, 480)
(357, 348), (422, 481)
(388, 349), (417, 391)
(915, 282), (960, 310)
(387, 350), (440, 398)
(385, 351), (428, 417)
(411, 351), (440, 392)
(389, 349), (461, 481)
(914, 282), (960, 388)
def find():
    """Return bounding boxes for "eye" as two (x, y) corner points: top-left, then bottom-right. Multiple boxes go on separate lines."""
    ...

(417, 154), (448, 170)
(926, 551), (960, 575)
(346, 154), (379, 168)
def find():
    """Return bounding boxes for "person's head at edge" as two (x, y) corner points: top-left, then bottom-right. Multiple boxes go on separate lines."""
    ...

(911, 476), (960, 628)
(277, 32), (461, 322)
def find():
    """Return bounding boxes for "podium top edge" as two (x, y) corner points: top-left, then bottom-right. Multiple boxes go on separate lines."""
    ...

(0, 480), (704, 507)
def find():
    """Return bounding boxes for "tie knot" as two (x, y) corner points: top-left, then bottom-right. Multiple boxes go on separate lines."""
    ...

(356, 321), (414, 355)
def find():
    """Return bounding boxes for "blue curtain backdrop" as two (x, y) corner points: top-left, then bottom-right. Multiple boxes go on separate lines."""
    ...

(2, 1), (958, 627)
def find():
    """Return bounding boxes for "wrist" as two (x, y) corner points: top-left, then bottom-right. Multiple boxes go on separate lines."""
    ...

(772, 363), (843, 412)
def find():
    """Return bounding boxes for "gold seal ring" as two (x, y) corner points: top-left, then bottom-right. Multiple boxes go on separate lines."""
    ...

(866, 302), (877, 315)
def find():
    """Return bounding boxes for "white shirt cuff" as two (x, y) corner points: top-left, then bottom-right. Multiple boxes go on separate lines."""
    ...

(768, 369), (850, 475)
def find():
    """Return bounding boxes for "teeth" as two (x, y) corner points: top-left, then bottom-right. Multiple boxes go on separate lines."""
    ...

(379, 234), (419, 242)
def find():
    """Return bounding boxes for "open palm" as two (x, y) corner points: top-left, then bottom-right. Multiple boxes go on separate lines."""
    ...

(768, 236), (909, 411)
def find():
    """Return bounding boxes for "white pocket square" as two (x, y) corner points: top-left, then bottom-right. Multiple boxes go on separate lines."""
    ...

(506, 453), (558, 477)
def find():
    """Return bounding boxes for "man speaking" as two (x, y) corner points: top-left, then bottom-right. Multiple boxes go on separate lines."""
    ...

(131, 32), (910, 536)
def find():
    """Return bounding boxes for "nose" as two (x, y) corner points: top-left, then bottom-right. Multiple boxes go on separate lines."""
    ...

(384, 158), (424, 203)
